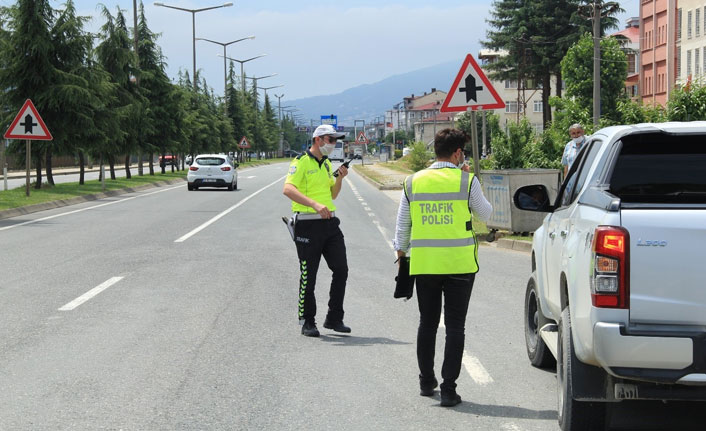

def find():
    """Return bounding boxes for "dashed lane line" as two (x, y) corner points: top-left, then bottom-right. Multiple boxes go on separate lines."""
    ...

(175, 175), (286, 243)
(59, 276), (124, 311)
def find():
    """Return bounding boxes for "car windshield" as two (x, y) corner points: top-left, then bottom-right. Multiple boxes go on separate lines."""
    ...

(610, 133), (706, 203)
(196, 157), (225, 166)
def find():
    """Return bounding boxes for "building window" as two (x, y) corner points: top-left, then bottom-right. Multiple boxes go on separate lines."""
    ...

(677, 47), (682, 78)
(533, 100), (543, 112)
(703, 47), (706, 75)
(505, 101), (519, 113)
(678, 8), (682, 41)
(697, 50), (701, 76)
(504, 80), (517, 89)
(695, 10), (701, 38)
(689, 10), (693, 39)
(688, 50), (692, 77)
(628, 53), (636, 74)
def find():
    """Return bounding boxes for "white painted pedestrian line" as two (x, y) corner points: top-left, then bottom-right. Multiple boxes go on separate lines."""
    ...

(246, 176), (256, 179)
(59, 276), (124, 311)
(501, 423), (523, 431)
(463, 351), (494, 385)
(0, 185), (182, 232)
(175, 175), (286, 243)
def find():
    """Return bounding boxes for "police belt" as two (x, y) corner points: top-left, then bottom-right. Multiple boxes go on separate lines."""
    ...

(295, 211), (336, 220)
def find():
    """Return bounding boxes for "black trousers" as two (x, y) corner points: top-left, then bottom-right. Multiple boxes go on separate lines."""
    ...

(416, 273), (475, 393)
(294, 217), (348, 324)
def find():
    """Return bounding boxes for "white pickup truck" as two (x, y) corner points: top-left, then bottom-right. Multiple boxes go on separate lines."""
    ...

(513, 122), (706, 431)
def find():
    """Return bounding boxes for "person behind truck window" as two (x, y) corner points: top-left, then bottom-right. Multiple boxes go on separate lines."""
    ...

(393, 128), (492, 407)
(562, 123), (586, 177)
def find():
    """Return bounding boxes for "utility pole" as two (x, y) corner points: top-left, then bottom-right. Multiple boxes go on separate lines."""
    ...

(133, 0), (142, 176)
(593, 0), (601, 126)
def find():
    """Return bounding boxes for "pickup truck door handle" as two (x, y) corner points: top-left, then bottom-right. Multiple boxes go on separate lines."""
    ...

(549, 231), (556, 239)
(560, 230), (568, 238)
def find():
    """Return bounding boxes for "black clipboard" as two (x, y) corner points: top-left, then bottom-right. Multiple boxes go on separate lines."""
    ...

(394, 257), (415, 300)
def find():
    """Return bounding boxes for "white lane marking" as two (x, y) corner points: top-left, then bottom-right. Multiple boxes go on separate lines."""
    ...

(372, 220), (394, 250)
(59, 276), (124, 311)
(0, 185), (182, 232)
(501, 423), (522, 431)
(175, 175), (285, 243)
(463, 351), (494, 385)
(246, 176), (256, 179)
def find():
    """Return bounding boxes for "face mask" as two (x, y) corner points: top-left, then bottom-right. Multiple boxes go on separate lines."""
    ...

(457, 151), (465, 168)
(320, 143), (335, 156)
(572, 136), (584, 145)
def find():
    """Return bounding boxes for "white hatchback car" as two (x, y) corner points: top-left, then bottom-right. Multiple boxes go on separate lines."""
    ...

(187, 154), (238, 191)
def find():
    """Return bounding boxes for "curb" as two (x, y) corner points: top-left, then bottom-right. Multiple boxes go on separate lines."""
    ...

(0, 178), (185, 221)
(495, 238), (532, 253)
(352, 165), (404, 191)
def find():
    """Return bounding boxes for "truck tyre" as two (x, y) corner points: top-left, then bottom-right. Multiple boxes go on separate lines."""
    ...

(557, 308), (606, 431)
(524, 275), (556, 368)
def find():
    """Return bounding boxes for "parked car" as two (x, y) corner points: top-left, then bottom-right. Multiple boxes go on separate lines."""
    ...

(283, 150), (301, 158)
(187, 154), (238, 191)
(159, 155), (178, 167)
(513, 122), (706, 431)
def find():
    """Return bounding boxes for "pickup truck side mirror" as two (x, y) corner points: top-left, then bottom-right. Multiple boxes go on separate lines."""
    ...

(513, 185), (553, 212)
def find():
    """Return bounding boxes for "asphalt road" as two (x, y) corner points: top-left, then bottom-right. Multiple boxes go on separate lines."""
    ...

(1, 161), (704, 430)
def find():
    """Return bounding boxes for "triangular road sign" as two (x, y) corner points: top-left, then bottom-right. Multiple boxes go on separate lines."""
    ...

(4, 99), (53, 140)
(440, 54), (505, 112)
(356, 131), (368, 144)
(238, 136), (251, 149)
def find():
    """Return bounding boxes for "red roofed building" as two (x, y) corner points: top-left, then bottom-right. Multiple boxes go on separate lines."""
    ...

(611, 17), (641, 99)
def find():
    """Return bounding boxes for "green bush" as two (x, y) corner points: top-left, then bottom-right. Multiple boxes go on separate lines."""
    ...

(394, 149), (402, 159)
(409, 141), (432, 172)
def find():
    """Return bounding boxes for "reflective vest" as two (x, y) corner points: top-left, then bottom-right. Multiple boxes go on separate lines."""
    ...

(404, 168), (478, 275)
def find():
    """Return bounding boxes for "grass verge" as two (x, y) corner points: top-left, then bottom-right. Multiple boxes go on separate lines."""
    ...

(0, 171), (186, 211)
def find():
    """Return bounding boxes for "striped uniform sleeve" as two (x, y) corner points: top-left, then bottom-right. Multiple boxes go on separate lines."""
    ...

(393, 190), (411, 253)
(469, 176), (492, 222)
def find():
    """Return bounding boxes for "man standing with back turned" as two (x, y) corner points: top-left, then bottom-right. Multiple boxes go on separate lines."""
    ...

(394, 128), (492, 407)
(283, 124), (351, 338)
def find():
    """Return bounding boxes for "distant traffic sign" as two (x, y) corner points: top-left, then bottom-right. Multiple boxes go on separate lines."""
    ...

(321, 114), (337, 128)
(4, 99), (53, 140)
(239, 136), (251, 149)
(356, 131), (369, 144)
(440, 54), (505, 112)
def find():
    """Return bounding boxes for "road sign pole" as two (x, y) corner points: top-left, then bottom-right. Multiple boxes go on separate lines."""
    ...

(470, 109), (480, 176)
(1, 140), (7, 191)
(25, 139), (31, 197)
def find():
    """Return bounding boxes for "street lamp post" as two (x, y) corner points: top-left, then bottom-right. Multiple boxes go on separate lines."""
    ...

(154, 1), (233, 91)
(243, 74), (277, 109)
(256, 85), (283, 100)
(196, 35), (254, 116)
(219, 54), (267, 94)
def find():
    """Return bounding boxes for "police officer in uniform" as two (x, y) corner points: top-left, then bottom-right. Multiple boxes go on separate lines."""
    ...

(283, 124), (351, 337)
(394, 128), (492, 407)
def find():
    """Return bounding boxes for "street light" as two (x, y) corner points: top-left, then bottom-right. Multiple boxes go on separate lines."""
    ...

(256, 85), (283, 99)
(219, 54), (267, 94)
(154, 1), (233, 91)
(196, 35), (254, 116)
(243, 73), (277, 109)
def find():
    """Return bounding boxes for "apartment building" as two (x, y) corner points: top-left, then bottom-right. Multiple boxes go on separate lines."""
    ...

(612, 17), (641, 99)
(641, 0), (677, 107)
(676, 0), (706, 86)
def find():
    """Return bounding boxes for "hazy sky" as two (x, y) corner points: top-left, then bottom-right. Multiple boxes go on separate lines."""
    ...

(61, 0), (638, 103)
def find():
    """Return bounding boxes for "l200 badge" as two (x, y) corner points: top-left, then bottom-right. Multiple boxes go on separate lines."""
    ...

(636, 239), (667, 247)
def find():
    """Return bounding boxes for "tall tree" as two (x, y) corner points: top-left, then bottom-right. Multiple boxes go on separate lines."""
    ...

(0, 0), (58, 188)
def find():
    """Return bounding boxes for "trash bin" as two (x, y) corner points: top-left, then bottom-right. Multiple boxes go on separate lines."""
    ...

(480, 169), (561, 233)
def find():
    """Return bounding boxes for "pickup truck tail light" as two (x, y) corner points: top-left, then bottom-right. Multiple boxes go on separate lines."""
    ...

(591, 226), (630, 309)
(189, 166), (199, 171)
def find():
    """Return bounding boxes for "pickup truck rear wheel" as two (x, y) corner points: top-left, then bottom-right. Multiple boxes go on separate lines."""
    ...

(557, 308), (606, 431)
(524, 275), (556, 368)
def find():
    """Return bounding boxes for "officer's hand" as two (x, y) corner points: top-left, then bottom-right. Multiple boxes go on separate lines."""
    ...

(313, 202), (332, 219)
(460, 163), (471, 173)
(337, 165), (348, 179)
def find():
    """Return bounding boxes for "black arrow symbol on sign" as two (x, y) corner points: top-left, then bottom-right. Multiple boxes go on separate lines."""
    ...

(458, 74), (483, 103)
(20, 114), (37, 134)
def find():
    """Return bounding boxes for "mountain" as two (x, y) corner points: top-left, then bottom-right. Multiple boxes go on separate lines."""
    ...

(286, 61), (460, 127)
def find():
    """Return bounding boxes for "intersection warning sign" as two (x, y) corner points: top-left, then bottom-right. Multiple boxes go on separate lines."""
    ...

(4, 99), (53, 140)
(356, 131), (368, 145)
(440, 54), (505, 112)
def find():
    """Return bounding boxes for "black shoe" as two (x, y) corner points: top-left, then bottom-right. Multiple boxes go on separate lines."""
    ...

(419, 376), (438, 397)
(440, 392), (462, 407)
(301, 321), (320, 337)
(323, 319), (351, 333)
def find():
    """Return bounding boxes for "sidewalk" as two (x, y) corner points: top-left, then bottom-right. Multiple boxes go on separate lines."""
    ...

(1, 163), (162, 180)
(353, 160), (531, 254)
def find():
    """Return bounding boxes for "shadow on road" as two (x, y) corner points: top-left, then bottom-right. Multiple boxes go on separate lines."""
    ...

(422, 397), (556, 420)
(319, 334), (411, 347)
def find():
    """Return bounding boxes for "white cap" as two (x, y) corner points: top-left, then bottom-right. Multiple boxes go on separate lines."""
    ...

(312, 124), (345, 139)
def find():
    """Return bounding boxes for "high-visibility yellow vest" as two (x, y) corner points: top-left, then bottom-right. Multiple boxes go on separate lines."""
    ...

(404, 168), (478, 275)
